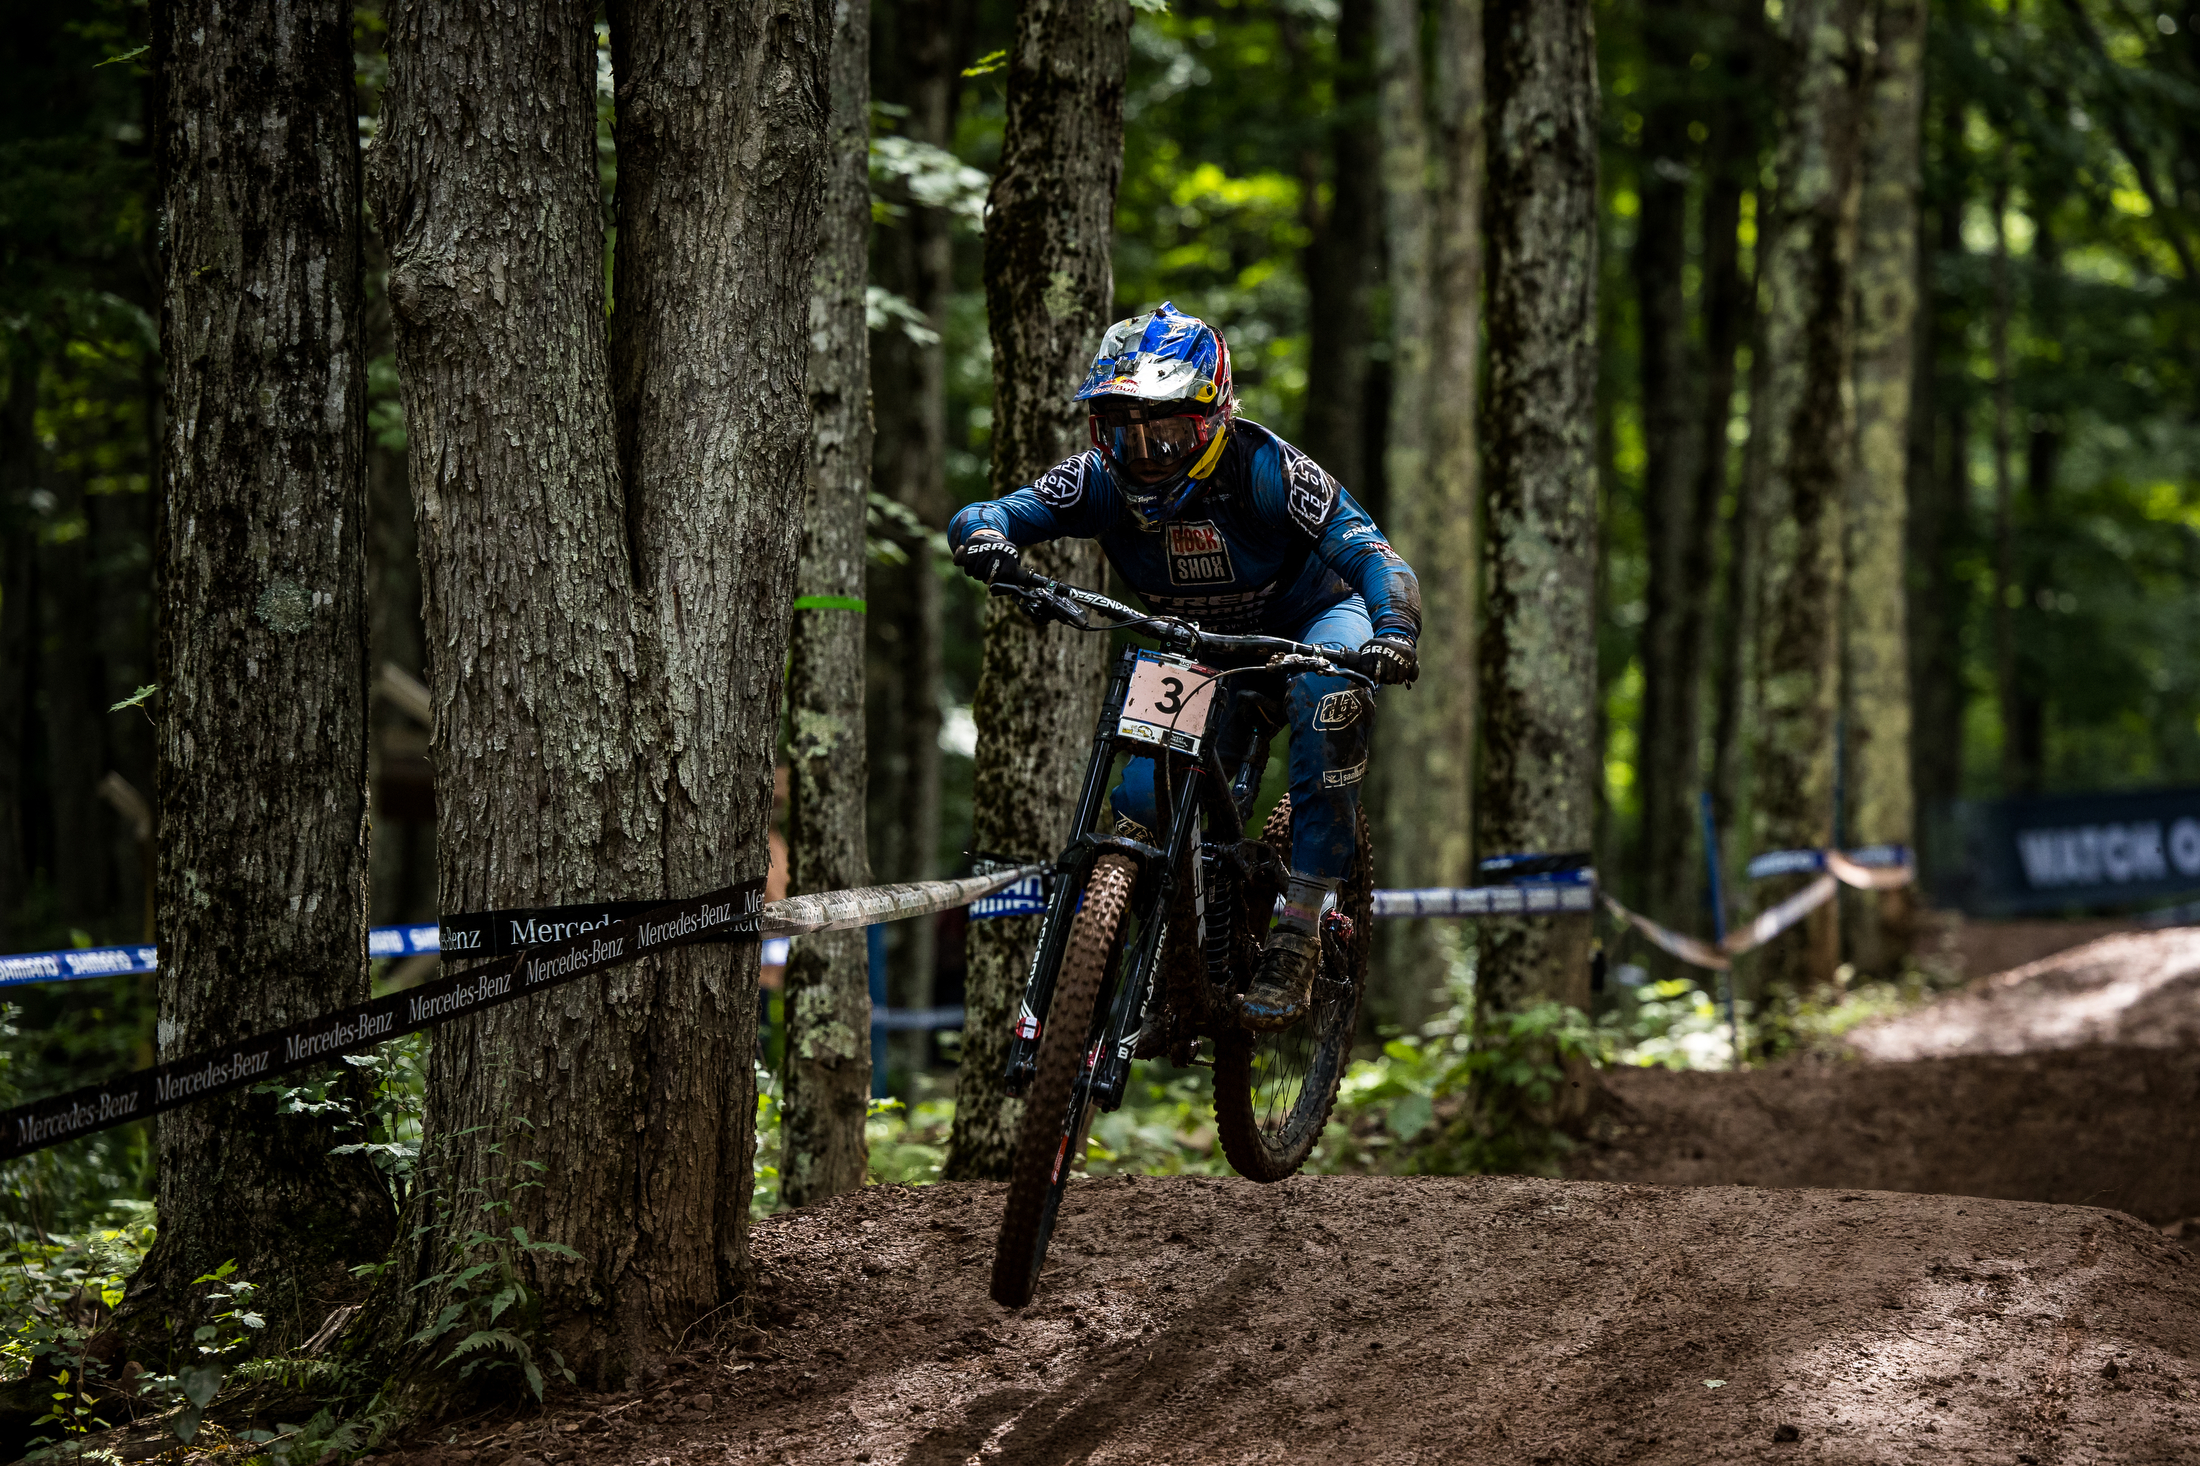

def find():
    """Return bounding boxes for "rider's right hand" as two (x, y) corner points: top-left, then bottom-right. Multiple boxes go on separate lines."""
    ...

(954, 531), (1021, 587)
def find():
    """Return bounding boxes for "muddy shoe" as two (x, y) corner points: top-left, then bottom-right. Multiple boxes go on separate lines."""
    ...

(1238, 928), (1319, 1032)
(1235, 872), (1340, 1033)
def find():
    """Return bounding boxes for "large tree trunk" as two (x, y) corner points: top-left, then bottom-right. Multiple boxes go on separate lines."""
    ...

(1631, 0), (1710, 945)
(1841, 0), (1923, 979)
(783, 0), (875, 1211)
(373, 0), (826, 1384)
(943, 0), (1128, 1182)
(1474, 0), (1598, 1033)
(1747, 0), (1866, 999)
(1370, 0), (1482, 1033)
(126, 0), (389, 1354)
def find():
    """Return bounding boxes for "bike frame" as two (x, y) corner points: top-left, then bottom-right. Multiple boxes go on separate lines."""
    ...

(994, 572), (1371, 1113)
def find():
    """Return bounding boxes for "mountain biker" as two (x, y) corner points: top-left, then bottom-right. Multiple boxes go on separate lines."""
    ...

(949, 301), (1421, 1033)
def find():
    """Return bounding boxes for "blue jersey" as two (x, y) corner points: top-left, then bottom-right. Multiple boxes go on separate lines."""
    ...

(948, 420), (1421, 641)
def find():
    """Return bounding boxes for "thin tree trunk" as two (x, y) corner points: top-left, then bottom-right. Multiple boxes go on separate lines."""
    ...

(1372, 0), (1482, 1032)
(41, 466), (114, 930)
(865, 0), (955, 1043)
(1841, 0), (1923, 978)
(372, 0), (827, 1383)
(1475, 0), (1598, 1036)
(1632, 0), (1707, 942)
(125, 0), (388, 1355)
(1989, 166), (2018, 795)
(1298, 0), (1380, 499)
(1907, 87), (1967, 874)
(0, 348), (32, 945)
(943, 0), (1129, 1182)
(1696, 0), (1763, 888)
(1748, 0), (1867, 999)
(783, 0), (875, 1211)
(2013, 201), (2061, 788)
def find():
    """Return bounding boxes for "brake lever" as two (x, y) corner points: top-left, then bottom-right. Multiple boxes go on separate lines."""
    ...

(988, 578), (1090, 631)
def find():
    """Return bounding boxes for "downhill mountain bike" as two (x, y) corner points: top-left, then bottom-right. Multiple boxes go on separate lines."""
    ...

(983, 568), (1378, 1308)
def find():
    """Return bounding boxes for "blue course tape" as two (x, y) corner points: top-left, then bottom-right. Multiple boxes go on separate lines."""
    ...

(5, 928), (792, 989)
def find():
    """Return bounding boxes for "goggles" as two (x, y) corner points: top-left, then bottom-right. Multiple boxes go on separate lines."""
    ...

(1088, 409), (1216, 486)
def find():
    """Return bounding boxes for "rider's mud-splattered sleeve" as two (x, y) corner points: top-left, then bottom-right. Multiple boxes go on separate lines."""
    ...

(947, 453), (1120, 551)
(1245, 438), (1424, 643)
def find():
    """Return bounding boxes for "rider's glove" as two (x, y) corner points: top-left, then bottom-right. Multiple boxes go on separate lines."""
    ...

(1361, 634), (1419, 687)
(954, 532), (1021, 587)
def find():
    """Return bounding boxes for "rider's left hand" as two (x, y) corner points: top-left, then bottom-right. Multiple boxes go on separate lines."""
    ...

(1360, 634), (1418, 686)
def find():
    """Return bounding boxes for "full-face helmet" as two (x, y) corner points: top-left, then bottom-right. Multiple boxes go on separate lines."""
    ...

(1073, 301), (1234, 528)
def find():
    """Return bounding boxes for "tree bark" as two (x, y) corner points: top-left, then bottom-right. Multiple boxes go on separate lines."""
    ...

(127, 0), (389, 1355)
(783, 0), (875, 1211)
(943, 0), (1128, 1182)
(1474, 0), (1598, 1030)
(1371, 0), (1482, 1033)
(373, 0), (827, 1383)
(1841, 0), (1923, 979)
(1747, 0), (1866, 998)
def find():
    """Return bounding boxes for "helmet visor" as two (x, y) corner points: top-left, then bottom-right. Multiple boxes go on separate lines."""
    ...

(1091, 411), (1210, 485)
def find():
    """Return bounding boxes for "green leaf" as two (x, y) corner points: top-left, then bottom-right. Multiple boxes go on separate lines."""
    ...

(523, 1360), (546, 1401)
(488, 1286), (520, 1323)
(96, 44), (149, 68)
(960, 48), (1006, 77)
(179, 1362), (224, 1409)
(1127, 0), (1169, 12)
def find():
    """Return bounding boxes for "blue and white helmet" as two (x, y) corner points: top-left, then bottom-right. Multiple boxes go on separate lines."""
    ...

(1074, 302), (1235, 528)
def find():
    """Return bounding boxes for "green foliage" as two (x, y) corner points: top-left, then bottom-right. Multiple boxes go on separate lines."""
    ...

(388, 1123), (579, 1404)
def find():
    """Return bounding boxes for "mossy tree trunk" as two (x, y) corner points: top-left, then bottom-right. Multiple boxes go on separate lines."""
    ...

(943, 0), (1129, 1182)
(371, 0), (827, 1388)
(125, 0), (391, 1358)
(1371, 0), (1483, 1033)
(783, 0), (876, 1211)
(1841, 0), (1924, 979)
(1474, 0), (1599, 1040)
(1748, 0), (1867, 1000)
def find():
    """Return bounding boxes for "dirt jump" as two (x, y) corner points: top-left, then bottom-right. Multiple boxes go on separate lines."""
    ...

(358, 924), (2200, 1465)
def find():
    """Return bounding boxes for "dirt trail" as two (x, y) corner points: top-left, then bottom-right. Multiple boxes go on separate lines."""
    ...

(366, 1175), (2199, 1466)
(1578, 927), (2200, 1226)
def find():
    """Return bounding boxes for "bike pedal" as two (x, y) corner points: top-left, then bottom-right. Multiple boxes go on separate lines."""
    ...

(1322, 909), (1356, 944)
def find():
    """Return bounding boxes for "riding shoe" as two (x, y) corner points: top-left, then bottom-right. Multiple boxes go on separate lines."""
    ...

(1236, 872), (1341, 1033)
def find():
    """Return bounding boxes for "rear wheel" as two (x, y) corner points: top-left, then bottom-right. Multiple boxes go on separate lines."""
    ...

(989, 854), (1137, 1307)
(1211, 797), (1371, 1182)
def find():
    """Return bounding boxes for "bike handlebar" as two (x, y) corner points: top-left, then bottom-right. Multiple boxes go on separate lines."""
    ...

(985, 566), (1380, 685)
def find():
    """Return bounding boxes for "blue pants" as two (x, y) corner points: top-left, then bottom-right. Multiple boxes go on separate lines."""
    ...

(1109, 597), (1374, 880)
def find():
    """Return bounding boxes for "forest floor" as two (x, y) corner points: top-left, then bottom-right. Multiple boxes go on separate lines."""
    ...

(355, 1173), (2200, 1465)
(349, 925), (2200, 1465)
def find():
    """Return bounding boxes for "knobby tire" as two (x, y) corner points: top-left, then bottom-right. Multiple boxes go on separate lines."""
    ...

(1211, 797), (1371, 1182)
(988, 854), (1138, 1308)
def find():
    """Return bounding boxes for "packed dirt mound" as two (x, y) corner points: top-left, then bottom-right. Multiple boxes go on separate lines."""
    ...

(1851, 926), (2200, 1061)
(368, 1175), (2200, 1465)
(1577, 1047), (2200, 1226)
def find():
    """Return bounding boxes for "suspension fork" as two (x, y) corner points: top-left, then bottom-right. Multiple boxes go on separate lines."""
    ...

(1088, 764), (1205, 1112)
(1003, 649), (1137, 1098)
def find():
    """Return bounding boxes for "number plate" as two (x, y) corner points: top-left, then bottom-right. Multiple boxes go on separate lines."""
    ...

(1117, 651), (1219, 755)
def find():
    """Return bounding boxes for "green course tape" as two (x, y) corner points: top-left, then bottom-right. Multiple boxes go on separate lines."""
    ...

(792, 595), (867, 613)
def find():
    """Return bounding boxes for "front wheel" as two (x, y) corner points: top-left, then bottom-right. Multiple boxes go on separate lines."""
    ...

(989, 854), (1137, 1307)
(1211, 797), (1371, 1182)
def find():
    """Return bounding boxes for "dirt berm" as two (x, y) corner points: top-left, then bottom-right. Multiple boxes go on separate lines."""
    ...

(375, 1174), (2199, 1465)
